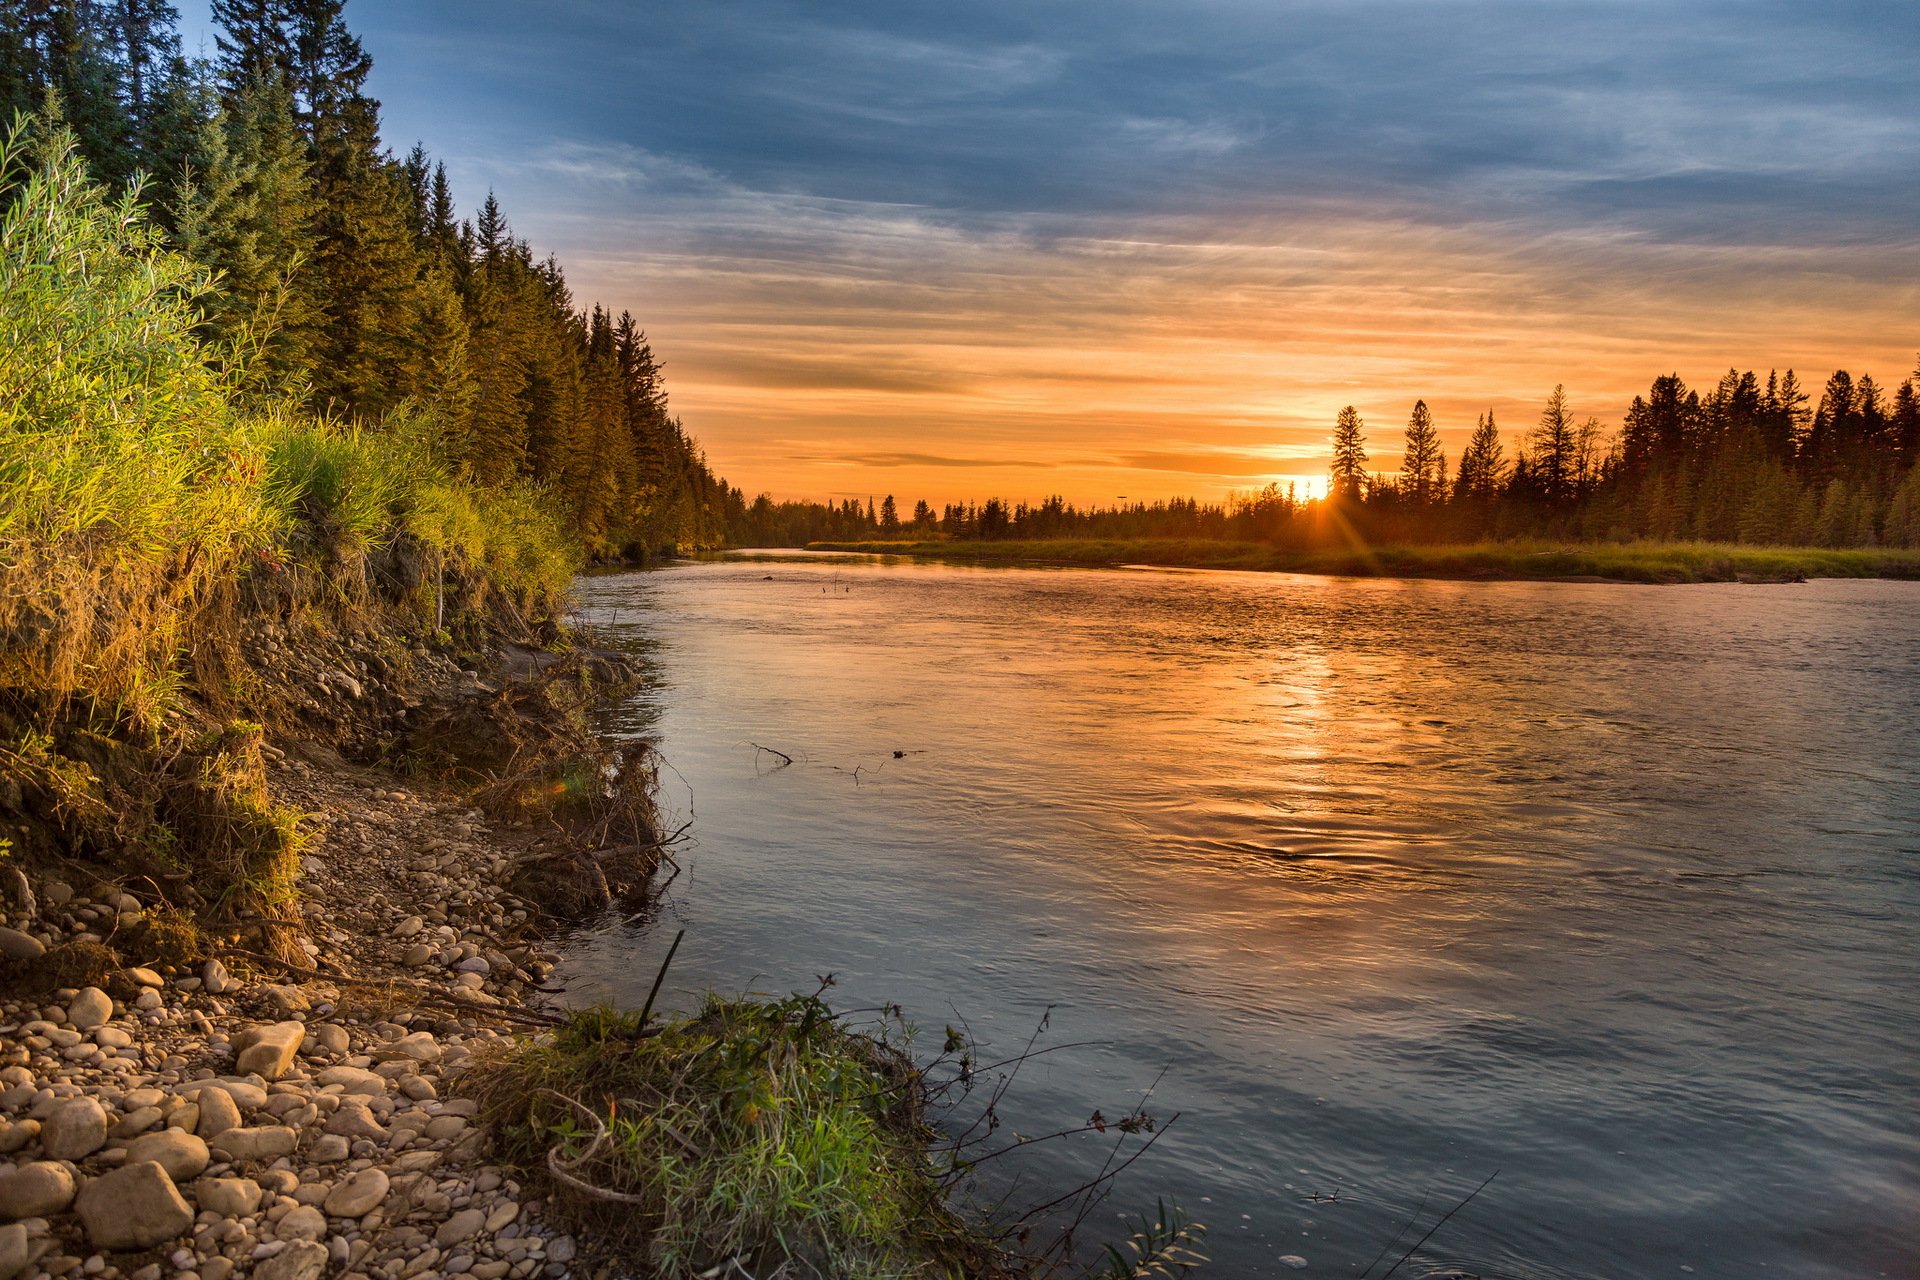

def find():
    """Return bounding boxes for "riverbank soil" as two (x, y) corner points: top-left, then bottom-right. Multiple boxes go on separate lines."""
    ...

(0, 607), (663, 1280)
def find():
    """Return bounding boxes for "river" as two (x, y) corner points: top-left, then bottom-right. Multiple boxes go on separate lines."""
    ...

(558, 553), (1919, 1279)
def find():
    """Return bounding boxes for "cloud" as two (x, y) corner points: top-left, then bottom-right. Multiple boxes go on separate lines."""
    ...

(331, 0), (1920, 502)
(841, 452), (1057, 469)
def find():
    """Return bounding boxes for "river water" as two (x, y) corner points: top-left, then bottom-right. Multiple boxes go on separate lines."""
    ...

(558, 554), (1919, 1279)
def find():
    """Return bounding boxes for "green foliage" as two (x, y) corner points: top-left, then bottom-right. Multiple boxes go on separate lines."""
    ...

(0, 119), (276, 722)
(470, 996), (1001, 1279)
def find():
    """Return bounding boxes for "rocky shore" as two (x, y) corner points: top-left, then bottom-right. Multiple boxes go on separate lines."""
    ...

(0, 636), (650, 1280)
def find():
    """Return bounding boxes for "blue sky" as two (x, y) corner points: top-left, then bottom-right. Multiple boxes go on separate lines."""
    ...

(180, 1), (1920, 500)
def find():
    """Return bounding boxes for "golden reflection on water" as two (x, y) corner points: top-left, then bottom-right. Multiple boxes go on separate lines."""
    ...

(568, 557), (1920, 1280)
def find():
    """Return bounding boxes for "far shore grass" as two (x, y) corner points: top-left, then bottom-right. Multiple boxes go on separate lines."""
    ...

(800, 538), (1920, 584)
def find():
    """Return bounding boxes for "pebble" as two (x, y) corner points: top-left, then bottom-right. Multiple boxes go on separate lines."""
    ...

(0, 928), (44, 961)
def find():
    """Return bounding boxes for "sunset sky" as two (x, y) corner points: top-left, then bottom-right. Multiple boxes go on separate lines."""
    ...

(192, 2), (1920, 504)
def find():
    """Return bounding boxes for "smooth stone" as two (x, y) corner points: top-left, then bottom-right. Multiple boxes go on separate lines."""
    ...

(123, 1130), (210, 1181)
(75, 1162), (193, 1251)
(205, 1080), (267, 1112)
(233, 1024), (304, 1081)
(193, 1177), (262, 1217)
(111, 1107), (163, 1138)
(252, 1241), (327, 1280)
(200, 961), (230, 996)
(65, 989), (112, 1032)
(423, 1116), (466, 1141)
(194, 1087), (242, 1140)
(0, 1162), (77, 1219)
(434, 1208), (485, 1248)
(41, 1097), (109, 1160)
(274, 1205), (325, 1243)
(0, 929), (44, 962)
(207, 1126), (298, 1163)
(314, 1067), (386, 1096)
(306, 1134), (350, 1164)
(0, 1222), (38, 1280)
(307, 1024), (350, 1057)
(126, 968), (163, 989)
(323, 1104), (386, 1141)
(322, 1169), (388, 1219)
(372, 1033), (440, 1065)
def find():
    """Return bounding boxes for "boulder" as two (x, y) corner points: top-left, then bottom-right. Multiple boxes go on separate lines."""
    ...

(75, 1161), (193, 1251)
(124, 1129), (210, 1181)
(40, 1096), (109, 1160)
(0, 1161), (76, 1219)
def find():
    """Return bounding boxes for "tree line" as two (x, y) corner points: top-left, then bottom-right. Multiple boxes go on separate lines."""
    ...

(764, 367), (1920, 549)
(2, 0), (743, 556)
(8, 4), (1912, 555)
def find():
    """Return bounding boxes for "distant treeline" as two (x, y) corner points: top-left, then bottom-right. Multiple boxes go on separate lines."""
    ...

(2, 0), (740, 556)
(763, 370), (1920, 549)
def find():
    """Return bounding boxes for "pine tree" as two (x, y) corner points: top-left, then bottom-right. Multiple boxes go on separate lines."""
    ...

(1399, 399), (1442, 503)
(1329, 405), (1368, 500)
(1453, 411), (1506, 502)
(1528, 384), (1582, 504)
(170, 75), (320, 390)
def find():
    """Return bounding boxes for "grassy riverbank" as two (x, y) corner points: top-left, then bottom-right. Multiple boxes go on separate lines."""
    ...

(0, 131), (1033, 1277)
(805, 537), (1920, 583)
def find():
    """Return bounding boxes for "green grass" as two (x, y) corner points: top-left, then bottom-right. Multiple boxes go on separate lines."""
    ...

(0, 123), (577, 725)
(804, 538), (1920, 584)
(469, 996), (1006, 1279)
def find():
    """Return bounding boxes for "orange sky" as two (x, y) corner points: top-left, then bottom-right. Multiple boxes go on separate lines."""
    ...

(325, 2), (1920, 506)
(564, 203), (1917, 505)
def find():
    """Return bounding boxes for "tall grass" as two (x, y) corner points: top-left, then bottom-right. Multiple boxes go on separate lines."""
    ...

(0, 124), (277, 723)
(0, 121), (576, 726)
(470, 997), (1003, 1279)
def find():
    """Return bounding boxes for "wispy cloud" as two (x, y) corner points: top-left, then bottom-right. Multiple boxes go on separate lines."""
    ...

(333, 0), (1920, 501)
